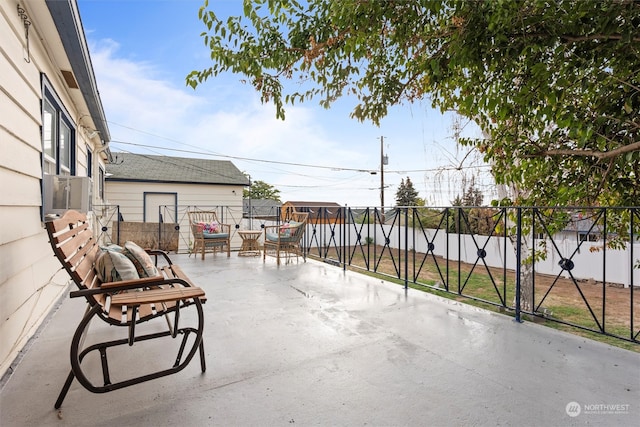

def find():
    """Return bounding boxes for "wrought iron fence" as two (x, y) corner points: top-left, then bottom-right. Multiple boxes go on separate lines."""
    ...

(301, 206), (639, 345)
(92, 204), (275, 253)
(91, 204), (639, 344)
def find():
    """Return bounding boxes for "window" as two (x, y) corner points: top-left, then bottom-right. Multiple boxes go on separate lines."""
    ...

(579, 232), (598, 242)
(42, 77), (75, 176)
(98, 166), (105, 200)
(87, 150), (93, 178)
(42, 99), (56, 174)
(59, 121), (71, 173)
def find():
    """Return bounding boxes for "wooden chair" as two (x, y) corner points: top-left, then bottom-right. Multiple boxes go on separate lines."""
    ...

(45, 210), (207, 409)
(187, 210), (231, 259)
(263, 212), (308, 265)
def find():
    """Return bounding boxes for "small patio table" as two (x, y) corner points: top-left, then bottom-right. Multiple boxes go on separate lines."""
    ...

(238, 230), (262, 257)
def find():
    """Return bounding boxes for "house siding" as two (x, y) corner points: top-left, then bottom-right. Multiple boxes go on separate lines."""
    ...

(0, 1), (107, 378)
(105, 181), (245, 221)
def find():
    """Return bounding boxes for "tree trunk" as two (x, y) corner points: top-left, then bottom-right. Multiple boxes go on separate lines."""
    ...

(495, 180), (534, 313)
(509, 232), (534, 312)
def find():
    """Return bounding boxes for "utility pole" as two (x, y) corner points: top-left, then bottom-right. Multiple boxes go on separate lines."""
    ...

(380, 136), (388, 219)
(247, 174), (252, 229)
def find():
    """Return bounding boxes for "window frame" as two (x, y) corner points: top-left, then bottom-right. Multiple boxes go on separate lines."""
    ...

(41, 76), (76, 176)
(87, 149), (93, 178)
(98, 166), (105, 201)
(578, 232), (599, 242)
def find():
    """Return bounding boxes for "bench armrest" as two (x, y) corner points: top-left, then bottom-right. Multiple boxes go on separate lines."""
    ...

(69, 275), (192, 299)
(145, 249), (173, 266)
(110, 286), (205, 306)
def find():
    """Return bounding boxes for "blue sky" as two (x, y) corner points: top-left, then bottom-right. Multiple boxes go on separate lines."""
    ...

(78, 0), (493, 207)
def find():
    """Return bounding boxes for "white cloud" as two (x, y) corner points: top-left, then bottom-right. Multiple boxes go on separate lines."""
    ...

(89, 37), (491, 206)
(89, 38), (381, 205)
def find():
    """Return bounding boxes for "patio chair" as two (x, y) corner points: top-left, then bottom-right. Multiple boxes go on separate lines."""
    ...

(263, 212), (308, 265)
(187, 210), (231, 259)
(44, 210), (206, 409)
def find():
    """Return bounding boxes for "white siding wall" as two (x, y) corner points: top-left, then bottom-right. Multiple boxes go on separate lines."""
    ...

(0, 1), (102, 378)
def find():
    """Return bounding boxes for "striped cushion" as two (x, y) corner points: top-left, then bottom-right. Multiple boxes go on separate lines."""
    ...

(124, 241), (159, 278)
(95, 248), (140, 283)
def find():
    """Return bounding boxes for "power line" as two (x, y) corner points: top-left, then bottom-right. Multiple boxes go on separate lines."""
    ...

(111, 140), (377, 172)
(110, 139), (490, 174)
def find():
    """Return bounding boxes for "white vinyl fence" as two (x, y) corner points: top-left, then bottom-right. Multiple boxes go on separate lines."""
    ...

(305, 223), (640, 288)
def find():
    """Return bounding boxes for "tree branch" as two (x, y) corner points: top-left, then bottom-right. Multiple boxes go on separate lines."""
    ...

(591, 157), (616, 203)
(560, 34), (640, 43)
(536, 140), (640, 159)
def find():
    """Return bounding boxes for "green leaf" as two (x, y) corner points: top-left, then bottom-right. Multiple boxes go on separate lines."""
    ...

(187, 0), (640, 209)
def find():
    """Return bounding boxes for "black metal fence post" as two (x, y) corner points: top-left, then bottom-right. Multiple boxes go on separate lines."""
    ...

(158, 206), (162, 249)
(631, 208), (635, 341)
(457, 207), (461, 294)
(602, 208), (607, 332)
(343, 206), (348, 272)
(116, 205), (122, 245)
(446, 208), (450, 292)
(404, 207), (409, 290)
(514, 207), (523, 323)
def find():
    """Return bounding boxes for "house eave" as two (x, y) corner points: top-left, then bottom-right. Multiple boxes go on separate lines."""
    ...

(45, 0), (111, 144)
(106, 178), (247, 186)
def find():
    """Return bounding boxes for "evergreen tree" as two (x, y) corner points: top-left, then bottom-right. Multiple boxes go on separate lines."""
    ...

(395, 177), (420, 207)
(451, 178), (490, 234)
(462, 177), (484, 207)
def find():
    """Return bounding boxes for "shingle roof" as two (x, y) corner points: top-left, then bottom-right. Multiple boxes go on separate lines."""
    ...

(243, 199), (281, 218)
(106, 153), (249, 185)
(243, 199), (281, 210)
(284, 201), (342, 208)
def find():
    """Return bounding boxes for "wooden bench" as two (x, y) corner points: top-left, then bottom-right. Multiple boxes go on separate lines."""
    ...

(45, 210), (207, 409)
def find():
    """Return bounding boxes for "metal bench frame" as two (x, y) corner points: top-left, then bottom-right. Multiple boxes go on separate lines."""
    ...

(45, 210), (207, 409)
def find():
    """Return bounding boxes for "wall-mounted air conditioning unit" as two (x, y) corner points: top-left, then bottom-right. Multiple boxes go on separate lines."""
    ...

(43, 175), (92, 215)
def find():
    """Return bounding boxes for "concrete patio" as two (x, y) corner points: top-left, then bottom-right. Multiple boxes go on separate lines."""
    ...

(1, 253), (638, 426)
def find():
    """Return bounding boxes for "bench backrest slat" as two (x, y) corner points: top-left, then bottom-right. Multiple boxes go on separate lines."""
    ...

(52, 221), (91, 249)
(73, 245), (100, 288)
(45, 211), (102, 291)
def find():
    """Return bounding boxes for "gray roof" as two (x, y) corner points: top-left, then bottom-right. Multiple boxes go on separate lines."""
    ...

(243, 199), (281, 217)
(243, 199), (281, 209)
(106, 153), (249, 185)
(284, 201), (342, 208)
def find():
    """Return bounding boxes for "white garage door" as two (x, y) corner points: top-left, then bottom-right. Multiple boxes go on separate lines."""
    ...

(144, 192), (177, 223)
